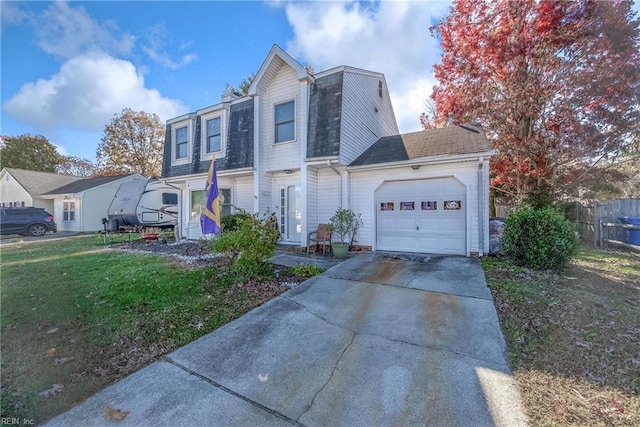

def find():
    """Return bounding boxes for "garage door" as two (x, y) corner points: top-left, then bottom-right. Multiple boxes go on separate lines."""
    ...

(376, 178), (466, 255)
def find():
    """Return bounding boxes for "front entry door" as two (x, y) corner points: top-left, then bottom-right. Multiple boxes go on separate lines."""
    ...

(280, 185), (301, 242)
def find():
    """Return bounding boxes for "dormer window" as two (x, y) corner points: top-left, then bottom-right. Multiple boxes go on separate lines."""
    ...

(275, 100), (295, 143)
(206, 117), (222, 153)
(175, 126), (188, 159)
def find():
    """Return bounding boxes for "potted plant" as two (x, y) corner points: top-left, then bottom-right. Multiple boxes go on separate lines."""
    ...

(327, 207), (363, 259)
(140, 227), (161, 241)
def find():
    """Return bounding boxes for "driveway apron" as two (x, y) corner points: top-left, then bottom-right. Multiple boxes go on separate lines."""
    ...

(46, 253), (526, 427)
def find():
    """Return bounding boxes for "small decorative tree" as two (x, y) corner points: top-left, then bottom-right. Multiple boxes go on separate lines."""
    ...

(328, 207), (363, 259)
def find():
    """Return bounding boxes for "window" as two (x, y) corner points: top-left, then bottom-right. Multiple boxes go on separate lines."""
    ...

(380, 202), (395, 211)
(206, 117), (221, 153)
(421, 201), (437, 210)
(175, 126), (188, 159)
(220, 189), (231, 217)
(275, 101), (295, 143)
(444, 200), (462, 210)
(162, 193), (178, 205)
(63, 201), (76, 221)
(190, 189), (231, 221)
(400, 202), (415, 211)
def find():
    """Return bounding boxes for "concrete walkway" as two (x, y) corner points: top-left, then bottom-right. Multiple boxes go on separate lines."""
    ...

(46, 253), (527, 426)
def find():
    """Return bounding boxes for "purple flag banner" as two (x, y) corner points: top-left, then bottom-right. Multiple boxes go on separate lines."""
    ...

(200, 156), (221, 235)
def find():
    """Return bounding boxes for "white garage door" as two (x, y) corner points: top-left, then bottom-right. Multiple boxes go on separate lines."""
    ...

(376, 178), (466, 255)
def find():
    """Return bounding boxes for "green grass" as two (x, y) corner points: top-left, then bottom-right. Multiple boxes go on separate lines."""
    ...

(0, 235), (282, 424)
(483, 244), (640, 426)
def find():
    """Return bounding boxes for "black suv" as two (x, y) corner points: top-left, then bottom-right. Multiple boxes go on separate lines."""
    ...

(0, 207), (57, 237)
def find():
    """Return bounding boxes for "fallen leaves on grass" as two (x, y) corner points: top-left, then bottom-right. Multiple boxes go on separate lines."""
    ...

(39, 384), (64, 398)
(46, 347), (56, 356)
(54, 357), (74, 365)
(103, 406), (129, 420)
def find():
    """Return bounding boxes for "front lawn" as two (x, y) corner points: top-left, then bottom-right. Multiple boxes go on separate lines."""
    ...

(484, 244), (640, 426)
(0, 235), (287, 424)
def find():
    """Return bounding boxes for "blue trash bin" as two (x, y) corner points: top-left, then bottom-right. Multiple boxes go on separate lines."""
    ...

(618, 216), (640, 246)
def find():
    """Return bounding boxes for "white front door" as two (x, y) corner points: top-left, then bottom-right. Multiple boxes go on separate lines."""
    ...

(376, 178), (466, 255)
(279, 185), (301, 242)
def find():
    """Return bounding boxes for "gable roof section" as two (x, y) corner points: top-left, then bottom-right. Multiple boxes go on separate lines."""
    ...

(249, 45), (314, 95)
(350, 124), (492, 166)
(43, 174), (135, 195)
(3, 168), (82, 196)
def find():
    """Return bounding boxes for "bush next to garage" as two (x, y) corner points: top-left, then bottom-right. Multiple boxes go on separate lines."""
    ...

(212, 210), (280, 278)
(501, 206), (577, 271)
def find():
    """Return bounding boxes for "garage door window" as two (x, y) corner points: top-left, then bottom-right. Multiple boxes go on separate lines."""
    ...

(400, 202), (415, 211)
(444, 200), (462, 210)
(380, 202), (394, 211)
(421, 201), (437, 210)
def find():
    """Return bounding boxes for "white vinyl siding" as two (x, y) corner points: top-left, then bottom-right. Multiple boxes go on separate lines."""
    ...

(259, 65), (301, 174)
(339, 71), (399, 166)
(304, 167), (343, 246)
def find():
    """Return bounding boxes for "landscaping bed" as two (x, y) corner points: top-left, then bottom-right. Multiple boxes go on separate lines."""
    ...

(484, 243), (640, 426)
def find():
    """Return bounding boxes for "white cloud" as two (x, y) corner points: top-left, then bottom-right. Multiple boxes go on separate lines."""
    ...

(35, 1), (135, 60)
(283, 0), (450, 133)
(1, 2), (31, 26)
(141, 23), (198, 70)
(3, 53), (186, 132)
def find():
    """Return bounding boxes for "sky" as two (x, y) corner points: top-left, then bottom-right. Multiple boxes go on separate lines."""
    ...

(1, 0), (454, 163)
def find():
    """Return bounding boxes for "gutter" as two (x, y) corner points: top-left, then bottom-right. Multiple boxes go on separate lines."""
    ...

(347, 150), (496, 172)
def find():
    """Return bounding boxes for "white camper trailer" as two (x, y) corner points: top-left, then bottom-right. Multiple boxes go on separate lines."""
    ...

(107, 178), (179, 231)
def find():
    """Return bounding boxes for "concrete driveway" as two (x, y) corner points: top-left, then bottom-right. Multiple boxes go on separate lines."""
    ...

(46, 253), (526, 426)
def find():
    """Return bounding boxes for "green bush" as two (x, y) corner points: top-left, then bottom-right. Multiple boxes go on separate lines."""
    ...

(221, 212), (252, 232)
(212, 210), (280, 279)
(502, 207), (577, 271)
(291, 264), (324, 277)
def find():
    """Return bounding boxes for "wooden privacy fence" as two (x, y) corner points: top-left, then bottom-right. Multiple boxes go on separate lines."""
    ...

(566, 198), (640, 247)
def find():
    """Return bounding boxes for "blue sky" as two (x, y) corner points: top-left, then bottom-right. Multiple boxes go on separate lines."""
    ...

(1, 0), (453, 162)
(1, 1), (455, 162)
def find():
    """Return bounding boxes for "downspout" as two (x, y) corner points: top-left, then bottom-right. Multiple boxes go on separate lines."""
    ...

(478, 158), (484, 256)
(327, 160), (343, 207)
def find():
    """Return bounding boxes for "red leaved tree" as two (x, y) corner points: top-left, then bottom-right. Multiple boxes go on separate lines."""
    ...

(427, 0), (640, 202)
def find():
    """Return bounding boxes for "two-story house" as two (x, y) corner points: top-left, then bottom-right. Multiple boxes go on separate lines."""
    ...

(162, 45), (493, 256)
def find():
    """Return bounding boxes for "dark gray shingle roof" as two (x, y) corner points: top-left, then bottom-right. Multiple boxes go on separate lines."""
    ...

(43, 175), (131, 195)
(350, 124), (492, 166)
(4, 168), (82, 196)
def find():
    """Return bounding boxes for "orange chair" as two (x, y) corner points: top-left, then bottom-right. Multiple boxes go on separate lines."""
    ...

(307, 224), (332, 255)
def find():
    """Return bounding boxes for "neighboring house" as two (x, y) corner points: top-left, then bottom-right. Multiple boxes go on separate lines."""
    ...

(41, 174), (144, 232)
(0, 168), (82, 213)
(162, 44), (493, 256)
(0, 167), (143, 233)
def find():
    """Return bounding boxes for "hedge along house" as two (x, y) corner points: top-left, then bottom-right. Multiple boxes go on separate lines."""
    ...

(161, 44), (493, 256)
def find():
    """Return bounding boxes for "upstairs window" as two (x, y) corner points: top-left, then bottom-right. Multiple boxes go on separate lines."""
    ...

(175, 126), (188, 159)
(275, 100), (295, 143)
(206, 117), (221, 153)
